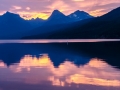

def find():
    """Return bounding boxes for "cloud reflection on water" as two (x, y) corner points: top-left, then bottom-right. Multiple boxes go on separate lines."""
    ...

(0, 54), (120, 89)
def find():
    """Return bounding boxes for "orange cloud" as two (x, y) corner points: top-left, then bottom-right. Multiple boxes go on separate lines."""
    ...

(17, 11), (49, 20)
(0, 0), (120, 19)
(89, 9), (106, 16)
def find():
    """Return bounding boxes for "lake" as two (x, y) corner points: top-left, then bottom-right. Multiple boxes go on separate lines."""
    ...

(0, 40), (120, 90)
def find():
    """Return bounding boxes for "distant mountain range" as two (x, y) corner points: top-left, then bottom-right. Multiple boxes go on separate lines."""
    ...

(23, 7), (120, 39)
(1, 7), (120, 39)
(43, 10), (93, 25)
(0, 10), (93, 39)
(48, 7), (120, 39)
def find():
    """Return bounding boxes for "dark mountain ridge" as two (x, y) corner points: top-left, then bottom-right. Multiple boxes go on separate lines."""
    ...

(27, 18), (46, 28)
(47, 7), (120, 39)
(42, 10), (73, 25)
(0, 11), (33, 39)
(23, 18), (94, 39)
(22, 10), (94, 39)
(0, 10), (94, 39)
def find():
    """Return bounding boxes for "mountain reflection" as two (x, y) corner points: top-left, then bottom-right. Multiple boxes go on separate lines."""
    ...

(0, 54), (120, 88)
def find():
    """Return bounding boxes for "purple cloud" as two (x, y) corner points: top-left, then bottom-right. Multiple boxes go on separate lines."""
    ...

(0, 0), (120, 19)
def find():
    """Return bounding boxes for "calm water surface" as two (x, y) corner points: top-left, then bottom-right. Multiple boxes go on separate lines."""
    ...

(0, 40), (120, 90)
(0, 39), (120, 43)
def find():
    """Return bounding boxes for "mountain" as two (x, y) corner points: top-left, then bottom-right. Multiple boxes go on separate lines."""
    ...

(22, 7), (120, 39)
(46, 7), (120, 39)
(22, 10), (94, 39)
(68, 10), (93, 21)
(43, 10), (94, 25)
(97, 7), (120, 21)
(0, 11), (32, 39)
(22, 18), (93, 39)
(48, 10), (66, 20)
(0, 10), (95, 39)
(43, 10), (72, 25)
(21, 10), (73, 37)
(27, 18), (46, 28)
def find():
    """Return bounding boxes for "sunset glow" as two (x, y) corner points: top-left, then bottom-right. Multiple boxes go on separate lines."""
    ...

(0, 0), (120, 19)
(18, 12), (50, 20)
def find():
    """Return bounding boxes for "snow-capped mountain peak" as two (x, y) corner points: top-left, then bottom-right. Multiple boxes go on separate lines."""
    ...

(68, 10), (94, 21)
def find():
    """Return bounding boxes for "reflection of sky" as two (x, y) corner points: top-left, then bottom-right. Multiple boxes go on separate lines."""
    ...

(0, 39), (120, 43)
(0, 54), (120, 90)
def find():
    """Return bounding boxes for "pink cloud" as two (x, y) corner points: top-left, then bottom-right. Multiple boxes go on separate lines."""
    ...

(0, 0), (120, 19)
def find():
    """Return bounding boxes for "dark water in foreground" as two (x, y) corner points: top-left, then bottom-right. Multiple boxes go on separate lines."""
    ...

(0, 40), (120, 90)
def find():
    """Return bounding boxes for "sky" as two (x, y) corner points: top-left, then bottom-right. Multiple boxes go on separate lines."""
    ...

(0, 0), (120, 19)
